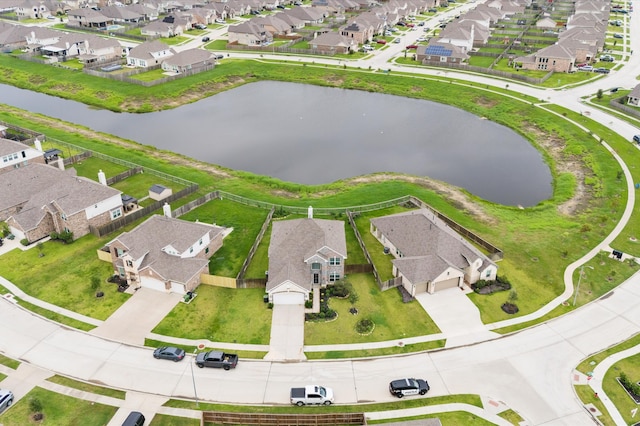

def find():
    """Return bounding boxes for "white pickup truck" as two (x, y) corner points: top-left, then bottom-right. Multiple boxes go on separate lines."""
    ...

(290, 385), (334, 406)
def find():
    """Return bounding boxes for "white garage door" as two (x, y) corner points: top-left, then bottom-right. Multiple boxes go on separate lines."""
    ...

(272, 292), (305, 305)
(170, 282), (185, 294)
(141, 276), (166, 292)
(433, 277), (460, 292)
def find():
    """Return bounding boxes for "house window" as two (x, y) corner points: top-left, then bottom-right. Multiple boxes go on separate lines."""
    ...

(486, 269), (491, 277)
(117, 266), (125, 277)
(116, 248), (125, 257)
(311, 262), (321, 270)
(329, 257), (341, 266)
(126, 260), (133, 267)
(329, 272), (340, 282)
(199, 238), (203, 245)
(61, 213), (67, 221)
(205, 247), (209, 254)
(110, 208), (122, 219)
(189, 247), (193, 253)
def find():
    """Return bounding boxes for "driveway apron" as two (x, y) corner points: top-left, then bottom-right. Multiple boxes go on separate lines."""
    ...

(264, 304), (306, 361)
(90, 288), (182, 345)
(415, 288), (500, 347)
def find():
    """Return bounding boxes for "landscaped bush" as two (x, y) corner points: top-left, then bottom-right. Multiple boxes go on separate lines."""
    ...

(472, 275), (512, 294)
(305, 288), (337, 321)
(355, 318), (374, 334)
(304, 300), (312, 309)
(619, 372), (640, 399)
(50, 230), (74, 244)
(20, 238), (29, 246)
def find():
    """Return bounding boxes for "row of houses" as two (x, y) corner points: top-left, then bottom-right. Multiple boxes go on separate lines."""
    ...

(516, 0), (614, 72)
(0, 21), (218, 72)
(1, 134), (498, 302)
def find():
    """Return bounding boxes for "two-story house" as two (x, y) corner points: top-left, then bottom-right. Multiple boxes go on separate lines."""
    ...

(266, 214), (347, 304)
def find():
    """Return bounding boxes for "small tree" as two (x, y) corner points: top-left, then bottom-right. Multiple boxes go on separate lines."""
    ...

(29, 397), (43, 414)
(596, 89), (603, 100)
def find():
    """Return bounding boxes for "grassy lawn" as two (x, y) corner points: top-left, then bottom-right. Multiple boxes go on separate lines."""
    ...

(243, 222), (270, 279)
(0, 354), (19, 370)
(152, 414), (200, 425)
(574, 385), (616, 426)
(129, 68), (168, 82)
(151, 285), (272, 344)
(179, 198), (269, 277)
(468, 56), (495, 68)
(305, 339), (445, 359)
(497, 408), (524, 424)
(111, 172), (186, 201)
(0, 387), (117, 426)
(368, 412), (496, 425)
(13, 297), (96, 331)
(0, 235), (130, 320)
(46, 375), (126, 399)
(602, 352), (640, 425)
(165, 393), (482, 413)
(71, 156), (129, 181)
(304, 273), (440, 345)
(160, 36), (190, 45)
(206, 39), (228, 50)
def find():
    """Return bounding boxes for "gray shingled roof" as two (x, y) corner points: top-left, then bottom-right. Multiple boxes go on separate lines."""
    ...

(8, 165), (122, 231)
(163, 48), (214, 66)
(371, 209), (496, 281)
(0, 163), (76, 214)
(112, 215), (226, 283)
(266, 218), (346, 292)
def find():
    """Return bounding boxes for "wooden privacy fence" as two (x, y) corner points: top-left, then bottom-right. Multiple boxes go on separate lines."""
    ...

(200, 274), (237, 288)
(201, 411), (366, 426)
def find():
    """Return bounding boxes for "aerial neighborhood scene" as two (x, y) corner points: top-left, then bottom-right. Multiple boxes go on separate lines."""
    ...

(1, 0), (640, 423)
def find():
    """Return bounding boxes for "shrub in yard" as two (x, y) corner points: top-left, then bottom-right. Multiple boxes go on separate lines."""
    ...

(619, 372), (640, 396)
(356, 318), (374, 334)
(20, 238), (29, 246)
(267, 303), (274, 309)
(29, 397), (43, 413)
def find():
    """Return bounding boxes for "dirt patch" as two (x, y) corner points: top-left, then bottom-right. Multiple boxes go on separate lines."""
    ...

(522, 122), (592, 216)
(474, 96), (499, 108)
(348, 173), (495, 225)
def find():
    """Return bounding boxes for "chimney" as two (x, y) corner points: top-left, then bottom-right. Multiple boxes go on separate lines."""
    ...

(34, 138), (43, 152)
(98, 169), (107, 185)
(163, 202), (172, 218)
(308, 206), (313, 219)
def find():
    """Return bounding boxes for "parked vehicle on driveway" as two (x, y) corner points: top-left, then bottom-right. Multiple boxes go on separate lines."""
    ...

(389, 378), (430, 398)
(195, 350), (238, 370)
(290, 385), (334, 406)
(0, 389), (14, 413)
(153, 346), (185, 362)
(613, 33), (624, 38)
(599, 55), (614, 62)
(593, 67), (610, 74)
(405, 44), (418, 49)
(577, 65), (593, 71)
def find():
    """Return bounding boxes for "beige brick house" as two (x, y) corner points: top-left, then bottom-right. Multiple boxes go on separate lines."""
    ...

(104, 214), (228, 294)
(0, 163), (123, 243)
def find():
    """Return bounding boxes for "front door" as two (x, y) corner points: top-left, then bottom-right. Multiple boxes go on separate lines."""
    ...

(313, 273), (319, 284)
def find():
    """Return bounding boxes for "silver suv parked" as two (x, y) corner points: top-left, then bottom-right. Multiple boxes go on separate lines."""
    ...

(0, 389), (14, 413)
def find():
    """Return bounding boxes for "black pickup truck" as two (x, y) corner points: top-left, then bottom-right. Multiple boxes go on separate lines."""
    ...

(195, 350), (238, 370)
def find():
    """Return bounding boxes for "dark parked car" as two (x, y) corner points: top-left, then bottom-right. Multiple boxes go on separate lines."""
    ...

(594, 67), (610, 74)
(613, 33), (624, 39)
(599, 55), (614, 62)
(428, 7), (437, 12)
(153, 346), (186, 362)
(389, 378), (430, 398)
(122, 411), (145, 426)
(201, 37), (210, 42)
(633, 135), (640, 143)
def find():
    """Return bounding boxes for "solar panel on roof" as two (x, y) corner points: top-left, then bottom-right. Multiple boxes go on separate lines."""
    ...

(425, 45), (452, 56)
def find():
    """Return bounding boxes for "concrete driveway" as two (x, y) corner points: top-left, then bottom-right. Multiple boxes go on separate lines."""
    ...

(415, 287), (500, 348)
(264, 304), (305, 361)
(90, 288), (182, 345)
